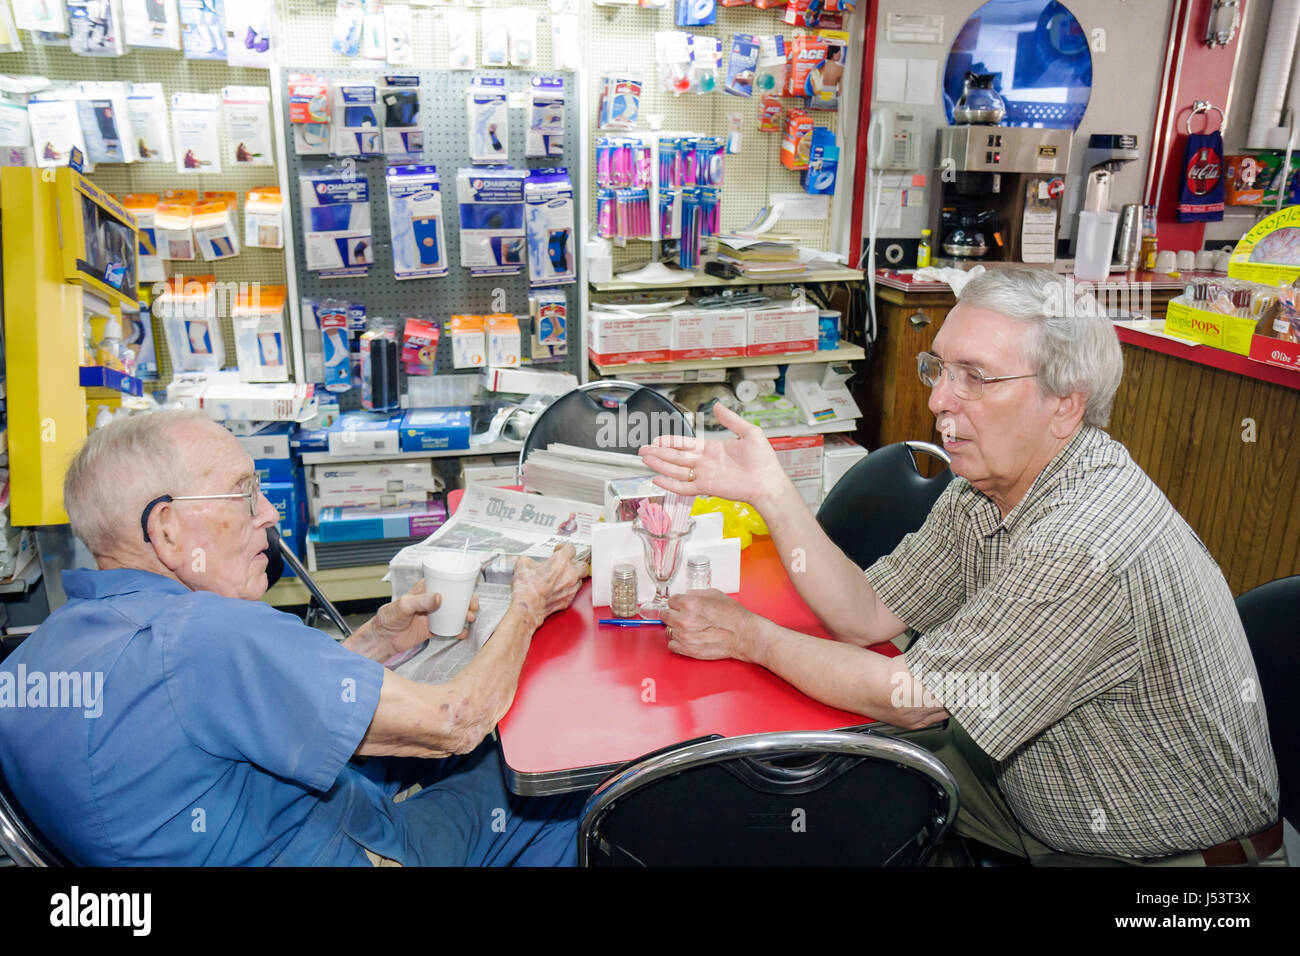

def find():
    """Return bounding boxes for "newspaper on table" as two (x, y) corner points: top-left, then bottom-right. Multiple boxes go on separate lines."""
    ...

(385, 486), (601, 684)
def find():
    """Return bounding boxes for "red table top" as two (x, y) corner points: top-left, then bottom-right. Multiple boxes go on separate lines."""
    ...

(494, 535), (900, 793)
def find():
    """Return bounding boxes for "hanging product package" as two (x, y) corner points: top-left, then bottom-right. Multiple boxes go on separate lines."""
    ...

(0, 98), (33, 166)
(402, 317), (440, 376)
(318, 299), (352, 392)
(179, 0), (226, 60)
(192, 197), (240, 260)
(385, 4), (412, 64)
(386, 163), (449, 279)
(689, 34), (721, 93)
(676, 0), (715, 27)
(223, 85), (274, 166)
(467, 76), (509, 164)
(288, 72), (331, 156)
(598, 74), (641, 130)
(382, 76), (422, 158)
(123, 193), (165, 282)
(127, 82), (173, 162)
(331, 0), (363, 55)
(805, 29), (848, 110)
(233, 285), (289, 382)
(447, 9), (476, 69)
(157, 274), (223, 370)
(153, 199), (195, 260)
(171, 91), (222, 172)
(458, 166), (527, 276)
(530, 290), (567, 360)
(122, 0), (181, 49)
(68, 0), (126, 56)
(299, 167), (372, 276)
(524, 167), (576, 286)
(27, 90), (88, 169)
(480, 8), (510, 67)
(526, 75), (565, 158)
(508, 8), (537, 66)
(244, 186), (284, 249)
(224, 0), (275, 68)
(449, 314), (486, 369)
(76, 81), (138, 163)
(360, 318), (400, 412)
(333, 81), (381, 157)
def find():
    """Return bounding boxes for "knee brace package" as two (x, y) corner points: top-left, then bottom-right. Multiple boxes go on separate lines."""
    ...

(386, 163), (448, 279)
(457, 167), (526, 277)
(524, 168), (576, 287)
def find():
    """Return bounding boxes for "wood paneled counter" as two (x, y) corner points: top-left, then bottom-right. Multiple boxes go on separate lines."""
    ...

(861, 274), (1299, 594)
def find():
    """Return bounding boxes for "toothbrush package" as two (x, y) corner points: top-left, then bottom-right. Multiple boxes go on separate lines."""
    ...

(526, 76), (565, 159)
(467, 76), (508, 164)
(386, 164), (448, 280)
(524, 168), (576, 287)
(457, 167), (527, 277)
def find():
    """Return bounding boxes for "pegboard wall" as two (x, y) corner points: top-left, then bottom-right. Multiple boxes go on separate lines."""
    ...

(281, 65), (583, 409)
(583, 4), (846, 270)
(0, 44), (290, 382)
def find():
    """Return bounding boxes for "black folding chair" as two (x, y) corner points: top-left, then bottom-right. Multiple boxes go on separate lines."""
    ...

(578, 730), (959, 866)
(1235, 575), (1300, 832)
(516, 380), (693, 482)
(0, 764), (70, 866)
(816, 440), (953, 570)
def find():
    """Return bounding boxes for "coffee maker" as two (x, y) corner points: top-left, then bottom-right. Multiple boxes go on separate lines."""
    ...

(929, 126), (1073, 266)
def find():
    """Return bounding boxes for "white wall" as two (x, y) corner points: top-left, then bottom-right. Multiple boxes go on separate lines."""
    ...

(865, 0), (1175, 246)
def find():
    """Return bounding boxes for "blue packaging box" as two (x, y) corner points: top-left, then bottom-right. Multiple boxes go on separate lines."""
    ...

(254, 458), (295, 483)
(399, 407), (471, 452)
(263, 475), (308, 573)
(315, 500), (449, 542)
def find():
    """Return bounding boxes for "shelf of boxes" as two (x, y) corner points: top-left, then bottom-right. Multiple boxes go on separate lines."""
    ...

(590, 343), (866, 378)
(589, 267), (866, 293)
(298, 438), (523, 467)
(263, 564), (392, 608)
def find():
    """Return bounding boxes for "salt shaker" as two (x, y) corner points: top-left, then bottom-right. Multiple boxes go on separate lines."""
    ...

(685, 554), (712, 591)
(611, 564), (639, 618)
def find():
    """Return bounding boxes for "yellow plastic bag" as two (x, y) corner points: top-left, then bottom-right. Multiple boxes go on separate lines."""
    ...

(689, 496), (768, 549)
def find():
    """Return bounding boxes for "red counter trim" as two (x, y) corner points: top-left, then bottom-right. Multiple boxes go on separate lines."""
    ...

(1116, 325), (1300, 392)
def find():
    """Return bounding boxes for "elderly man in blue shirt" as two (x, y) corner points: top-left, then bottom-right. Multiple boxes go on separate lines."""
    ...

(0, 410), (589, 866)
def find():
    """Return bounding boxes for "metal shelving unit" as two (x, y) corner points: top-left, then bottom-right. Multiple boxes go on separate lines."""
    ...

(590, 342), (866, 377)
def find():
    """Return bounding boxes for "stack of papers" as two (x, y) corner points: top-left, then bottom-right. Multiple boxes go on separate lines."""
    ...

(521, 443), (653, 504)
(714, 233), (809, 279)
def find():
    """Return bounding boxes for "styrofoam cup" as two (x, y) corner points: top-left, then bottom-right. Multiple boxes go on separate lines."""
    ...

(422, 552), (480, 637)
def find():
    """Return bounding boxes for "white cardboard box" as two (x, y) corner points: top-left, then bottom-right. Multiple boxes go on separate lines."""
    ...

(588, 311), (673, 365)
(746, 303), (819, 356)
(822, 435), (868, 497)
(480, 366), (578, 395)
(770, 434), (824, 481)
(460, 455), (520, 488)
(671, 308), (747, 361)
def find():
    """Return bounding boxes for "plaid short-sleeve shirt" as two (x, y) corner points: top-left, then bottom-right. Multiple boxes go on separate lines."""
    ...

(865, 425), (1278, 858)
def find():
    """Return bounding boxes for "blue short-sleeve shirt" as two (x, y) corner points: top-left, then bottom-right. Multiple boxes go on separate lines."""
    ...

(0, 568), (387, 865)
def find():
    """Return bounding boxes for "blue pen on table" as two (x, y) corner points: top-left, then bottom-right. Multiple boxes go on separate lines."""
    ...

(598, 618), (667, 627)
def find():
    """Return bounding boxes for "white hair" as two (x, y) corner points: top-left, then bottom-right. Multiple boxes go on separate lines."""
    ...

(957, 268), (1124, 428)
(63, 410), (221, 557)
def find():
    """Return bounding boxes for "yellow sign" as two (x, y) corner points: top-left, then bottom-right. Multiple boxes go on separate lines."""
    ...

(1228, 206), (1300, 287)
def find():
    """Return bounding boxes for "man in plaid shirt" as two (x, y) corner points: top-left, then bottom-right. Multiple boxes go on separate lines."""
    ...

(639, 268), (1281, 866)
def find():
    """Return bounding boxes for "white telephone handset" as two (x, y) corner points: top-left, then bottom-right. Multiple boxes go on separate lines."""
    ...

(868, 107), (919, 170)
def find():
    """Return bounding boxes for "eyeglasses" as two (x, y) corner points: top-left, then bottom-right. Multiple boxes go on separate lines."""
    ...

(140, 474), (262, 543)
(917, 351), (1037, 401)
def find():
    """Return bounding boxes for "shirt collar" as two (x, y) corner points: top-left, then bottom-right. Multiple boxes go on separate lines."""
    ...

(972, 425), (1102, 537)
(61, 567), (192, 601)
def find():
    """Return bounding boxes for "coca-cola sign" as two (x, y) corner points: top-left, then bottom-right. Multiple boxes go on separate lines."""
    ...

(1186, 147), (1222, 196)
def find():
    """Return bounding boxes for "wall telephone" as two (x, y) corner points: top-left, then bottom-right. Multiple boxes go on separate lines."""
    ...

(868, 107), (920, 170)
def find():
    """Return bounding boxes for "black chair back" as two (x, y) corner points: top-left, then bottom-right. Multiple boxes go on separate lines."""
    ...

(579, 730), (958, 866)
(816, 441), (953, 570)
(1235, 575), (1300, 832)
(518, 381), (692, 479)
(0, 764), (69, 866)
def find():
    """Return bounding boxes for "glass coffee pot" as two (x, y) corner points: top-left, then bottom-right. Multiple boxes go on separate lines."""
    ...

(953, 72), (1006, 125)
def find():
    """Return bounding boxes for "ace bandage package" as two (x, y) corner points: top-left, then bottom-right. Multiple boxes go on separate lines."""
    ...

(457, 167), (526, 277)
(192, 198), (241, 260)
(382, 76), (421, 157)
(244, 187), (284, 249)
(233, 285), (289, 382)
(300, 168), (372, 277)
(386, 164), (448, 279)
(288, 73), (331, 156)
(524, 168), (576, 286)
(526, 76), (564, 159)
(333, 81), (381, 157)
(157, 274), (223, 370)
(467, 77), (508, 164)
